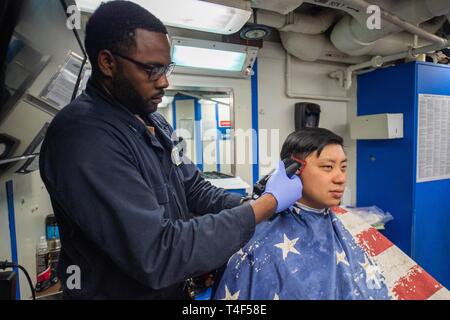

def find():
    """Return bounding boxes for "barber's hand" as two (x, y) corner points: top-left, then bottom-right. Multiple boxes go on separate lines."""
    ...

(263, 160), (303, 213)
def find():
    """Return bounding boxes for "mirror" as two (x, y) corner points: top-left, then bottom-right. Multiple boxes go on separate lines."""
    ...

(1, 0), (87, 119)
(0, 0), (87, 174)
(159, 86), (235, 177)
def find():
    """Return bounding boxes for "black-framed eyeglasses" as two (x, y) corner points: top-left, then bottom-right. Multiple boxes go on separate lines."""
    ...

(111, 52), (175, 81)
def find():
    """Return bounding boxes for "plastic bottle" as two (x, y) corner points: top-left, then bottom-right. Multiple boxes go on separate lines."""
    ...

(35, 236), (51, 292)
(45, 214), (61, 286)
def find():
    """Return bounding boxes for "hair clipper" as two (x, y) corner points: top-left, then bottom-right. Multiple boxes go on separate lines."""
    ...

(252, 157), (305, 199)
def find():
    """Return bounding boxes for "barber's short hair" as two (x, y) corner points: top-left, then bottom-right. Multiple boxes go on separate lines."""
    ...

(84, 0), (168, 75)
(280, 128), (344, 160)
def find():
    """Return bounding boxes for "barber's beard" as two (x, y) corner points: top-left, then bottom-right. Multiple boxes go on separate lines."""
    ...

(111, 69), (156, 117)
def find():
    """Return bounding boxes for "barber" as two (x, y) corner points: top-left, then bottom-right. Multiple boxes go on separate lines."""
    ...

(39, 0), (302, 299)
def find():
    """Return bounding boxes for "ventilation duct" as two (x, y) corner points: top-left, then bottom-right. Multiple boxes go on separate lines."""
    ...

(279, 31), (369, 64)
(302, 0), (450, 56)
(256, 8), (337, 34)
(251, 0), (449, 63)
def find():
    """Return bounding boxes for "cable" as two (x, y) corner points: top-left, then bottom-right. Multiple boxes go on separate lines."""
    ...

(1, 260), (36, 300)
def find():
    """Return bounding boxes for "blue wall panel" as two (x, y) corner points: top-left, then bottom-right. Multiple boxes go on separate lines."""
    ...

(357, 62), (416, 255)
(357, 61), (450, 288)
(414, 63), (450, 287)
(414, 180), (450, 287)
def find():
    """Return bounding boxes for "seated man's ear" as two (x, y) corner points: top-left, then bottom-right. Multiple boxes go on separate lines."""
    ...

(291, 156), (307, 176)
(98, 50), (116, 78)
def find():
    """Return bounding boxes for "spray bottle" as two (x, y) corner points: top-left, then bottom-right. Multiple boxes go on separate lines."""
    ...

(35, 236), (51, 292)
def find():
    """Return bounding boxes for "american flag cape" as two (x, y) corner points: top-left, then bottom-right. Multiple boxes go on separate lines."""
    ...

(213, 204), (450, 300)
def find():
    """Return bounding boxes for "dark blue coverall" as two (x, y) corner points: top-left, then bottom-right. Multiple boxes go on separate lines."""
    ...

(39, 80), (255, 299)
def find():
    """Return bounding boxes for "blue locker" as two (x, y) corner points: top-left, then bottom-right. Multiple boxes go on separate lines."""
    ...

(357, 61), (450, 288)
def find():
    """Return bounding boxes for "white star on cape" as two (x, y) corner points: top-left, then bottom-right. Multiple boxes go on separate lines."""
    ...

(336, 250), (350, 266)
(274, 234), (300, 260)
(222, 285), (240, 300)
(359, 256), (383, 289)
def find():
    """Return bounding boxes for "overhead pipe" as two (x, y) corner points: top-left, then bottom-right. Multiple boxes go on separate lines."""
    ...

(319, 0), (449, 89)
(330, 41), (450, 90)
(252, 0), (450, 89)
(368, 16), (448, 56)
(339, 0), (448, 47)
(285, 53), (351, 102)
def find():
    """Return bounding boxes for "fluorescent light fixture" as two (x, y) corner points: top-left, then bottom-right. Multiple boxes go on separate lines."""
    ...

(171, 37), (258, 78)
(173, 46), (246, 72)
(75, 0), (252, 35)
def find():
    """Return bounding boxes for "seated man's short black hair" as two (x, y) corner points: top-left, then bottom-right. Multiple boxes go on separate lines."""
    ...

(84, 0), (168, 76)
(280, 127), (344, 160)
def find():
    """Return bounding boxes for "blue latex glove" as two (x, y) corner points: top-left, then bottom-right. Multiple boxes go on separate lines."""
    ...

(263, 160), (303, 213)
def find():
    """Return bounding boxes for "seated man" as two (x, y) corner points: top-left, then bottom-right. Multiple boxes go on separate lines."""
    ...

(214, 128), (449, 300)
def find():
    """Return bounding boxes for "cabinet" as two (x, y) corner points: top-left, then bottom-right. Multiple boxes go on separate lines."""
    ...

(357, 61), (450, 288)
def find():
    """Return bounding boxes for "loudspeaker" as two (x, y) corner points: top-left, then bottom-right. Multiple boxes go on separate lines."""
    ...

(0, 271), (17, 300)
(294, 102), (321, 130)
(0, 133), (19, 171)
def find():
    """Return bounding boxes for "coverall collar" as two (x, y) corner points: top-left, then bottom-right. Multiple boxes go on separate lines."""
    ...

(85, 79), (173, 151)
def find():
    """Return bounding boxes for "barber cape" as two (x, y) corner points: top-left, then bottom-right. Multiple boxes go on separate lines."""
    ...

(213, 204), (450, 300)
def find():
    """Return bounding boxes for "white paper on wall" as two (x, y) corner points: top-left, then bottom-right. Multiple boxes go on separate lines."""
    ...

(417, 94), (450, 182)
